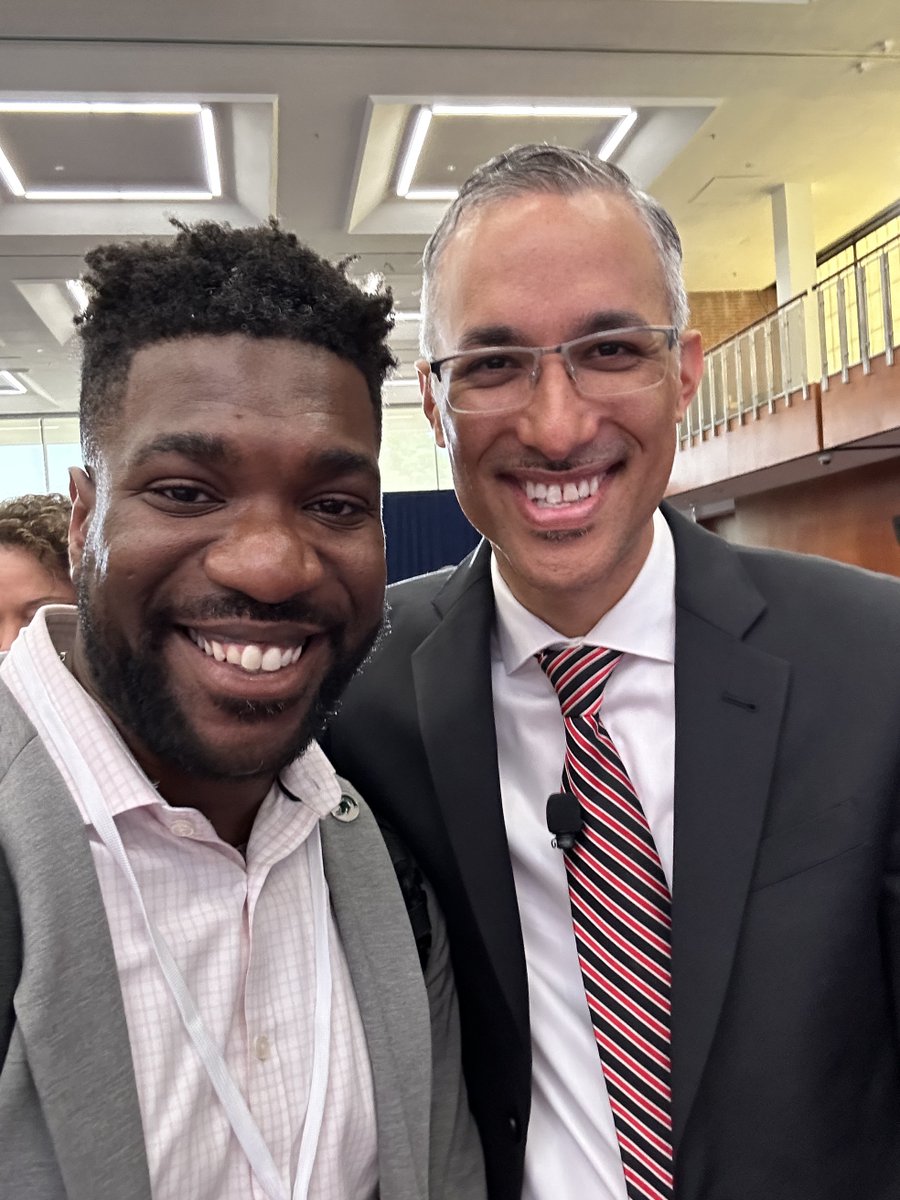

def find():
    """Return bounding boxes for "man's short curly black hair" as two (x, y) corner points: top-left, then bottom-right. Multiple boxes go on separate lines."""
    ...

(75, 219), (396, 463)
(0, 492), (72, 582)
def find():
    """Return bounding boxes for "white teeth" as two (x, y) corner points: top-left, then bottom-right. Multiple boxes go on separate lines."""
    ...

(241, 645), (263, 672)
(188, 628), (306, 673)
(261, 647), (283, 672)
(524, 474), (603, 507)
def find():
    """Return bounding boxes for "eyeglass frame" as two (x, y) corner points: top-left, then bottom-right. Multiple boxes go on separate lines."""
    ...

(425, 324), (680, 413)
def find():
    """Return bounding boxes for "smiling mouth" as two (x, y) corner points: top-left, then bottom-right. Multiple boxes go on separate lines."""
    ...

(521, 470), (614, 508)
(184, 627), (306, 674)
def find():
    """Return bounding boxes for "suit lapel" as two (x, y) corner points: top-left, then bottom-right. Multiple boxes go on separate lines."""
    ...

(665, 510), (790, 1144)
(0, 687), (151, 1200)
(411, 544), (531, 1048)
(321, 795), (429, 1200)
(406, 514), (790, 1143)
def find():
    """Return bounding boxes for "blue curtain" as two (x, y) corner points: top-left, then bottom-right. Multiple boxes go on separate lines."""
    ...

(383, 490), (481, 583)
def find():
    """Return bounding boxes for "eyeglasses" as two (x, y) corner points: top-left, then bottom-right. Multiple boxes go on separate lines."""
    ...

(428, 325), (679, 414)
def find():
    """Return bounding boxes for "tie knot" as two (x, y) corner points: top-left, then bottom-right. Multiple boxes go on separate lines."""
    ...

(536, 643), (623, 717)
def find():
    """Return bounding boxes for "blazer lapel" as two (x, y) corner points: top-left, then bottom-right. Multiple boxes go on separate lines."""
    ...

(410, 544), (531, 1049)
(0, 689), (151, 1200)
(665, 510), (790, 1145)
(321, 796), (430, 1200)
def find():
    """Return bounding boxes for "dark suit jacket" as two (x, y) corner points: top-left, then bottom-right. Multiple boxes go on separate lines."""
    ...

(325, 504), (900, 1200)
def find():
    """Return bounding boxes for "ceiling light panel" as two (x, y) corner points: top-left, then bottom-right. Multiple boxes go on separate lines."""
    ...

(66, 279), (89, 312)
(396, 104), (636, 200)
(0, 370), (27, 395)
(0, 102), (221, 200)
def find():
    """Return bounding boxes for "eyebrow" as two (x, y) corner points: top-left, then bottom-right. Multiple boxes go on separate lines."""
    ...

(452, 310), (655, 353)
(128, 432), (239, 470)
(305, 447), (381, 487)
(128, 433), (378, 487)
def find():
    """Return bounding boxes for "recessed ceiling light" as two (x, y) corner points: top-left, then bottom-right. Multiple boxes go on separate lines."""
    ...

(0, 370), (27, 395)
(0, 141), (24, 196)
(431, 103), (632, 120)
(199, 107), (221, 197)
(393, 310), (422, 322)
(0, 101), (222, 201)
(396, 108), (433, 197)
(0, 101), (203, 115)
(396, 103), (638, 201)
(597, 110), (639, 159)
(66, 279), (90, 312)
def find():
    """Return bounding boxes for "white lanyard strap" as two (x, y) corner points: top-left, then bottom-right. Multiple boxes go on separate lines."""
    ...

(19, 662), (333, 1200)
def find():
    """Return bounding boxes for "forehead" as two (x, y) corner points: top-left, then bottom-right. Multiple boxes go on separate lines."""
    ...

(432, 190), (669, 347)
(109, 334), (378, 466)
(0, 544), (63, 593)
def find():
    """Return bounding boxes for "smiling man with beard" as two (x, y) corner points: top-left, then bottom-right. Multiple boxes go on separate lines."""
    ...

(0, 221), (485, 1200)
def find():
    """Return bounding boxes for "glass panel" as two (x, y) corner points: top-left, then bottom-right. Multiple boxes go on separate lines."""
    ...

(0, 423), (47, 499)
(41, 417), (82, 494)
(380, 406), (454, 493)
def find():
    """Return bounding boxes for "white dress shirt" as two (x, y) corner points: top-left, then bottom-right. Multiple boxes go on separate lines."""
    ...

(490, 507), (676, 1200)
(1, 607), (378, 1200)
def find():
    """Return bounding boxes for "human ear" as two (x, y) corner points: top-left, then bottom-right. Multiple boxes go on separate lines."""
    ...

(418, 362), (447, 449)
(675, 330), (704, 420)
(68, 466), (96, 580)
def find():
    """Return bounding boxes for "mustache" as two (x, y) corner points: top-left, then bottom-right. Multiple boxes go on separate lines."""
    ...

(163, 594), (339, 629)
(503, 447), (630, 474)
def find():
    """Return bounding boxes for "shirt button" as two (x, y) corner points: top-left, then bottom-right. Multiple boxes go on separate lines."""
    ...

(254, 1035), (271, 1062)
(170, 819), (195, 837)
(507, 1114), (521, 1142)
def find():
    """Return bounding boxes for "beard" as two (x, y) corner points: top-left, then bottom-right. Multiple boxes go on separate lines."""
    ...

(76, 572), (385, 783)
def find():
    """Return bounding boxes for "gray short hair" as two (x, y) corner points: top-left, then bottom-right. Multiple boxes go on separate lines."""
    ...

(420, 143), (689, 358)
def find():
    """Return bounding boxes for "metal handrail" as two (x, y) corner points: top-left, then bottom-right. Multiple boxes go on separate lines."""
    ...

(679, 234), (899, 446)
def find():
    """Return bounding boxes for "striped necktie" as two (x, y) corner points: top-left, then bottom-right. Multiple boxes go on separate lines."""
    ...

(537, 643), (673, 1200)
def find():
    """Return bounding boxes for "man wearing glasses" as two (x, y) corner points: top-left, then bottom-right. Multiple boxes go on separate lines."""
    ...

(325, 144), (900, 1200)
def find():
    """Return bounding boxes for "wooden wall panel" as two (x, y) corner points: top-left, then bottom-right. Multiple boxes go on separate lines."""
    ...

(667, 392), (820, 497)
(706, 457), (900, 577)
(820, 356), (900, 447)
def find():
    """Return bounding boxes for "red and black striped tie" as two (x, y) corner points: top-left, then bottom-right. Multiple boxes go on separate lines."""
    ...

(537, 643), (673, 1200)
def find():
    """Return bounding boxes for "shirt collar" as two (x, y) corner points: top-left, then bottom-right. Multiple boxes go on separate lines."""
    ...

(491, 507), (676, 674)
(2, 604), (342, 824)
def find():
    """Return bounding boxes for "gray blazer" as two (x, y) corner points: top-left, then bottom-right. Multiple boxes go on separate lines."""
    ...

(0, 682), (486, 1200)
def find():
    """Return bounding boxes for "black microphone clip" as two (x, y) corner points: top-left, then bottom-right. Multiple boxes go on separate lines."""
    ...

(546, 792), (582, 851)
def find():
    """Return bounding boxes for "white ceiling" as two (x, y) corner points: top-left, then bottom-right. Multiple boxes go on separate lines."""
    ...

(0, 0), (897, 414)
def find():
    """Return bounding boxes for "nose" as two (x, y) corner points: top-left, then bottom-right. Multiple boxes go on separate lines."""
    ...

(515, 352), (601, 460)
(203, 505), (325, 604)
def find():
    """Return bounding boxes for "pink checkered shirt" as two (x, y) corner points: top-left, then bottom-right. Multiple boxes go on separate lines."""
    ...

(1, 607), (378, 1200)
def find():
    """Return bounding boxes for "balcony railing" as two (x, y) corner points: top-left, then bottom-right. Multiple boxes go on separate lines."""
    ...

(679, 232), (900, 447)
(817, 234), (898, 384)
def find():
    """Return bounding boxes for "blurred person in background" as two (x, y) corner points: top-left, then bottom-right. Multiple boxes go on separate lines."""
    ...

(0, 492), (75, 653)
